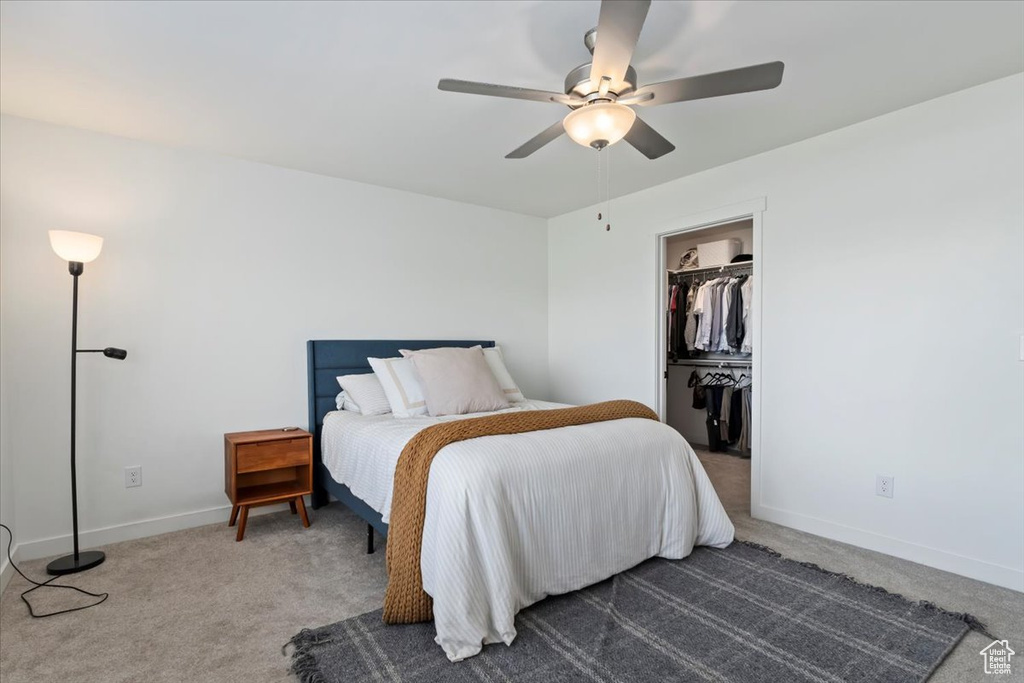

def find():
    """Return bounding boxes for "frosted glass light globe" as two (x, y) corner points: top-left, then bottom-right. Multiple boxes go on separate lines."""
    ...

(563, 102), (636, 149)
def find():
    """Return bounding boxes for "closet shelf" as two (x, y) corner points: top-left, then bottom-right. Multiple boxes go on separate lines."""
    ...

(669, 359), (751, 368)
(668, 260), (752, 277)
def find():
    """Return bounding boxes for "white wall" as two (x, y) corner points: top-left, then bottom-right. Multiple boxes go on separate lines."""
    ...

(0, 115), (548, 559)
(548, 74), (1024, 590)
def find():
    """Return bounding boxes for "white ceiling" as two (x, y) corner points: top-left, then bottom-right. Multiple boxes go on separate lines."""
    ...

(1, 1), (1022, 217)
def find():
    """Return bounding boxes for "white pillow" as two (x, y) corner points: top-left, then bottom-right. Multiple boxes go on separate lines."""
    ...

(401, 346), (510, 417)
(335, 391), (362, 412)
(400, 345), (525, 403)
(482, 346), (525, 402)
(367, 357), (428, 418)
(335, 373), (392, 416)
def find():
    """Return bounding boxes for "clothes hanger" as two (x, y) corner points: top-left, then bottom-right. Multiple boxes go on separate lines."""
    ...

(698, 371), (720, 386)
(707, 371), (731, 386)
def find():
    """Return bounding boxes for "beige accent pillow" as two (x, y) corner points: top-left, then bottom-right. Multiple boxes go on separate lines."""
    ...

(402, 347), (510, 416)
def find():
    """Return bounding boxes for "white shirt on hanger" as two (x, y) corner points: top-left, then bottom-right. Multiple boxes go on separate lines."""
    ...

(717, 278), (736, 352)
(741, 277), (754, 354)
(694, 279), (717, 351)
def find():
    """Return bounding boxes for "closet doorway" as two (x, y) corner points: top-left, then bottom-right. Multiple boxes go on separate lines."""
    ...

(655, 199), (764, 519)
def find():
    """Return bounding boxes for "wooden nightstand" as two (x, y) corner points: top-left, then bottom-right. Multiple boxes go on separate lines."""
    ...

(224, 428), (313, 541)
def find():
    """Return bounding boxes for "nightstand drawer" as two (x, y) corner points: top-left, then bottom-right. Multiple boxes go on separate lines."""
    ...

(236, 438), (308, 473)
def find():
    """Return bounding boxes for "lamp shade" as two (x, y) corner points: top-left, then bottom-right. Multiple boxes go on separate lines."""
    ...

(563, 102), (636, 150)
(49, 231), (103, 263)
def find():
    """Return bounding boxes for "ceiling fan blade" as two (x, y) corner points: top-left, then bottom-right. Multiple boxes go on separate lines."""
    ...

(624, 115), (675, 159)
(589, 0), (651, 93)
(632, 61), (785, 107)
(615, 91), (654, 106)
(439, 79), (578, 105)
(505, 120), (566, 159)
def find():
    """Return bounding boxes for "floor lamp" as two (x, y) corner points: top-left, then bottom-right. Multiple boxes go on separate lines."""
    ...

(47, 230), (128, 576)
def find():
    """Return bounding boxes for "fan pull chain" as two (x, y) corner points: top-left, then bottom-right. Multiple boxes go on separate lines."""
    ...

(605, 147), (611, 231)
(595, 147), (612, 231)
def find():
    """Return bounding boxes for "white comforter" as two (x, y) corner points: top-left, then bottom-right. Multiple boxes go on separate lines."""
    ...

(322, 400), (734, 661)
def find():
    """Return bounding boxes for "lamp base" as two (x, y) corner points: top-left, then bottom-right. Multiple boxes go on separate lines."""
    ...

(46, 550), (105, 576)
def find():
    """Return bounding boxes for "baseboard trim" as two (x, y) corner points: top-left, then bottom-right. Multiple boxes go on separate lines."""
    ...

(12, 501), (292, 564)
(753, 503), (1024, 592)
(0, 548), (16, 594)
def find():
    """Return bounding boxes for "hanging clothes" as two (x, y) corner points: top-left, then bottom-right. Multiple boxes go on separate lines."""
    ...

(709, 280), (725, 351)
(726, 277), (746, 350)
(686, 370), (753, 456)
(704, 386), (724, 452)
(668, 284), (678, 360)
(683, 285), (698, 351)
(674, 281), (689, 359)
(720, 386), (733, 441)
(728, 386), (744, 443)
(691, 281), (707, 351)
(687, 370), (706, 409)
(694, 278), (721, 351)
(741, 276), (754, 354)
(674, 271), (753, 357)
(738, 389), (750, 455)
(739, 387), (752, 457)
(667, 281), (695, 360)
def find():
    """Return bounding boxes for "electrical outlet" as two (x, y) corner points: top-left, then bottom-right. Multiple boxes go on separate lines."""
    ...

(125, 466), (142, 488)
(875, 475), (894, 498)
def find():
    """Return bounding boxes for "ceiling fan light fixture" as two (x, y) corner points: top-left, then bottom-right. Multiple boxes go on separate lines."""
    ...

(563, 102), (636, 150)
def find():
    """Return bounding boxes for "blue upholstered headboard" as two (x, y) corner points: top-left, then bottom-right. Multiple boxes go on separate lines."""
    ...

(305, 339), (495, 475)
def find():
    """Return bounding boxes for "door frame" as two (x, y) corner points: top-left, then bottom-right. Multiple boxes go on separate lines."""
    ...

(654, 197), (766, 518)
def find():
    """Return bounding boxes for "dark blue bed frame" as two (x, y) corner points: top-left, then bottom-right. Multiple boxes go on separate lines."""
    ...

(306, 339), (494, 553)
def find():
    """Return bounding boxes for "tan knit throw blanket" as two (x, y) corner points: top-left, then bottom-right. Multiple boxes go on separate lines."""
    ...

(382, 399), (658, 624)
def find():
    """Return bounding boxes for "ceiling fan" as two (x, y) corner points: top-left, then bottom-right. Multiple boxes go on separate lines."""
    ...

(438, 0), (784, 160)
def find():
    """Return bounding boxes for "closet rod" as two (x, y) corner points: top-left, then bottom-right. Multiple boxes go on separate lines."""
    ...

(669, 359), (751, 368)
(668, 261), (752, 278)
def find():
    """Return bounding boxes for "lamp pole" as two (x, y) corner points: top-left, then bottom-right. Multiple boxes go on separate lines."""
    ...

(69, 261), (82, 564)
(46, 267), (127, 575)
(47, 260), (109, 575)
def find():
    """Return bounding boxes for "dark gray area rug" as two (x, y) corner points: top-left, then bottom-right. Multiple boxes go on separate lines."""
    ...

(286, 542), (988, 683)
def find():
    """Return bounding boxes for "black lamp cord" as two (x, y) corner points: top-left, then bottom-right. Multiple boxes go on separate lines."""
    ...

(0, 523), (108, 617)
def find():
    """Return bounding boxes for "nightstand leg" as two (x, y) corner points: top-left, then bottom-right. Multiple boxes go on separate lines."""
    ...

(229, 504), (239, 527)
(236, 506), (249, 541)
(296, 496), (310, 528)
(289, 500), (297, 514)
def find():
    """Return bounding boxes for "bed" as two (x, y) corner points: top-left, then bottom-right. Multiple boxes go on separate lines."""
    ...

(306, 340), (494, 544)
(306, 339), (734, 662)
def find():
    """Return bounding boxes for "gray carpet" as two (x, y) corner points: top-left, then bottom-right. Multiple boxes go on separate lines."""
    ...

(287, 541), (983, 683)
(1, 451), (1021, 682)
